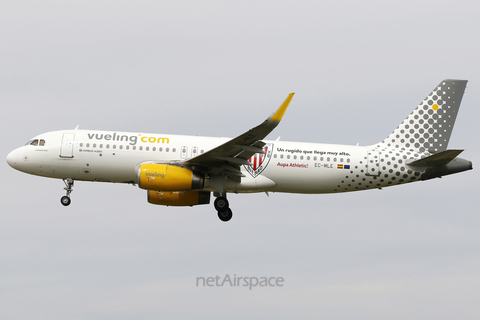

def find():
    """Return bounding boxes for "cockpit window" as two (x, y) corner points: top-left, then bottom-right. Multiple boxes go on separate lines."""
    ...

(24, 139), (46, 146)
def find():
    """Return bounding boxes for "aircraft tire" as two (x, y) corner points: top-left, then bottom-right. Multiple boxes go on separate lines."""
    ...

(218, 208), (233, 222)
(61, 196), (71, 206)
(214, 197), (229, 211)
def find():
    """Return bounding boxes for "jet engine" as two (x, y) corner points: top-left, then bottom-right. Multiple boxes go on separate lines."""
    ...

(147, 190), (211, 206)
(137, 164), (204, 191)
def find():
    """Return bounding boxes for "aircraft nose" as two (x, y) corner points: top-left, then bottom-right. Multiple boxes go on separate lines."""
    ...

(6, 149), (18, 168)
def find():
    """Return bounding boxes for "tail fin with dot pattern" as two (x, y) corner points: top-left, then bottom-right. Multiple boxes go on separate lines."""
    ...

(376, 79), (467, 153)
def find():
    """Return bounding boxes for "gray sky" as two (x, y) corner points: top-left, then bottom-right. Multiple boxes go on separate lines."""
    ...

(1, 1), (479, 319)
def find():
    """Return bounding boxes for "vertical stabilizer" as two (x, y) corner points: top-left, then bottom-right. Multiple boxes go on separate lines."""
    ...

(377, 79), (467, 153)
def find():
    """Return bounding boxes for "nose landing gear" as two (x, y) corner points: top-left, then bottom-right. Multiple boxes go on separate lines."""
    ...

(214, 195), (233, 222)
(61, 178), (74, 206)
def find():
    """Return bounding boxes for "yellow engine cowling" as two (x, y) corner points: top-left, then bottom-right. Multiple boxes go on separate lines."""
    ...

(138, 164), (204, 191)
(147, 190), (211, 206)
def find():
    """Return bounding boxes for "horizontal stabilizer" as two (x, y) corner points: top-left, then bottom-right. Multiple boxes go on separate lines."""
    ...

(407, 149), (463, 167)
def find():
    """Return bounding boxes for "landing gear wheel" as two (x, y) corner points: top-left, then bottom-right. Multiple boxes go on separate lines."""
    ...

(61, 178), (74, 206)
(61, 196), (71, 206)
(218, 208), (233, 222)
(214, 197), (229, 211)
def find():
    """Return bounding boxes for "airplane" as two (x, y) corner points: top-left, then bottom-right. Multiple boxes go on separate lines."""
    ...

(6, 79), (473, 222)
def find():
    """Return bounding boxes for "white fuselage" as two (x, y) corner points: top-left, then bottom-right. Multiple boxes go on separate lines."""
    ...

(5, 80), (472, 222)
(6, 129), (427, 194)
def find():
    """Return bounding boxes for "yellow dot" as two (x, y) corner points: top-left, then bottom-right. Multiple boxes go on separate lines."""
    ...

(432, 104), (439, 111)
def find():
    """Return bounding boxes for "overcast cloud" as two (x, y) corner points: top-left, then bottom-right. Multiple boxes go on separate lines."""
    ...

(1, 1), (479, 319)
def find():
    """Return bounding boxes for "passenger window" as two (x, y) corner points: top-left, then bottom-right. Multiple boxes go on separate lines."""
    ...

(152, 147), (156, 151)
(126, 146), (129, 150)
(139, 146), (143, 151)
(173, 148), (176, 152)
(146, 146), (149, 151)
(119, 145), (123, 150)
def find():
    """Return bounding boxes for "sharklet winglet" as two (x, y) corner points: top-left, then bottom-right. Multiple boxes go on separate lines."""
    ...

(268, 93), (294, 122)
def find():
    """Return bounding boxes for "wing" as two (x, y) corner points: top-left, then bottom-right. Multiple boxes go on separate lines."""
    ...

(181, 93), (294, 178)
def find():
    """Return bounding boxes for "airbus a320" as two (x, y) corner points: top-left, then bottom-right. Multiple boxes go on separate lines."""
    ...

(6, 79), (473, 221)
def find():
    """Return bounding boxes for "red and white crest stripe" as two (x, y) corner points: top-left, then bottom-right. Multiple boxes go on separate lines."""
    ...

(249, 146), (268, 170)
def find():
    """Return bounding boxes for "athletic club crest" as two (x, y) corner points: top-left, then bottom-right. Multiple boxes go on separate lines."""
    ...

(244, 143), (273, 177)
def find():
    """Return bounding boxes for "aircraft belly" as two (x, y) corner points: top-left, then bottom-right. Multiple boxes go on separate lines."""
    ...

(266, 168), (343, 193)
(224, 174), (276, 193)
(82, 156), (136, 183)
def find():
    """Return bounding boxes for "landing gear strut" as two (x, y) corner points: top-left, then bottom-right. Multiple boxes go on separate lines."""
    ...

(214, 195), (233, 222)
(61, 178), (74, 206)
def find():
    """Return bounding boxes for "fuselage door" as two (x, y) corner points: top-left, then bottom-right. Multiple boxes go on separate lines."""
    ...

(60, 133), (75, 158)
(366, 150), (380, 176)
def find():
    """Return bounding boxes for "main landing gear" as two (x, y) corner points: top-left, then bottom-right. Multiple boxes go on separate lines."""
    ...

(214, 195), (233, 222)
(61, 178), (74, 206)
